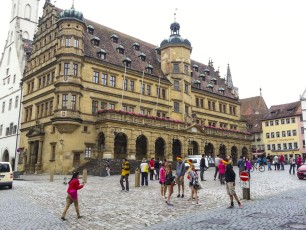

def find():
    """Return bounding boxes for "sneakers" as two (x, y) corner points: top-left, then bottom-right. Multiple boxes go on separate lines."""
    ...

(181, 194), (184, 198)
(77, 216), (83, 219)
(177, 194), (180, 198)
(227, 205), (234, 209)
(61, 217), (66, 221)
(165, 201), (173, 206)
(238, 203), (243, 208)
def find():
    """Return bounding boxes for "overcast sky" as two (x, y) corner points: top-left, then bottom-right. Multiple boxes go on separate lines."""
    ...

(1, 0), (305, 108)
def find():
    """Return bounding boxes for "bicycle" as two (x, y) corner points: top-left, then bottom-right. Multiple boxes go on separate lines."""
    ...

(250, 164), (265, 172)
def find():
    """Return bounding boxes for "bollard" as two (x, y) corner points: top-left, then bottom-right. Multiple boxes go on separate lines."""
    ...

(242, 187), (250, 200)
(135, 168), (140, 187)
(83, 169), (88, 183)
(50, 170), (54, 182)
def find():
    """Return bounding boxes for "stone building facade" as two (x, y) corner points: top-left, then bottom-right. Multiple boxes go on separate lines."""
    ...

(0, 0), (39, 170)
(19, 1), (252, 174)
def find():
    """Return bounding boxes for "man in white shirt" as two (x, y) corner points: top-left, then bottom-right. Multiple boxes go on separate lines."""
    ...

(214, 155), (221, 180)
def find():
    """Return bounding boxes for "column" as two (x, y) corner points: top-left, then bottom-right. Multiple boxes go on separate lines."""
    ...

(148, 133), (155, 159)
(26, 142), (32, 169)
(37, 141), (43, 164)
(127, 130), (136, 160)
(103, 128), (114, 159)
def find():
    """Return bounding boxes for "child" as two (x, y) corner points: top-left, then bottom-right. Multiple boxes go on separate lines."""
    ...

(159, 162), (166, 198)
(61, 171), (84, 221)
(165, 163), (174, 206)
(189, 164), (201, 205)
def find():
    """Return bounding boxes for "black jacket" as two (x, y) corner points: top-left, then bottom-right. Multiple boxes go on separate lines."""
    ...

(224, 164), (236, 182)
(200, 158), (206, 167)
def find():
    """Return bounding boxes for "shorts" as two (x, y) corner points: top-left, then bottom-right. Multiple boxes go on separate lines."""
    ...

(176, 176), (184, 186)
(159, 181), (166, 186)
(226, 182), (236, 196)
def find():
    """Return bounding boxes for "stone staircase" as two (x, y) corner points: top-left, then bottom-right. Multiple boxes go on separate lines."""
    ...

(74, 158), (144, 177)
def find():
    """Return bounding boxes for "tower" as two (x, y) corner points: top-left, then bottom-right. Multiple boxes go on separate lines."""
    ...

(0, 0), (39, 170)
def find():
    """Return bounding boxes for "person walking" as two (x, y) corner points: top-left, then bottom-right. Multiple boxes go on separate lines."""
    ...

(279, 154), (285, 170)
(273, 155), (279, 170)
(105, 160), (110, 176)
(140, 158), (149, 186)
(189, 164), (201, 205)
(120, 158), (130, 192)
(218, 158), (226, 185)
(149, 158), (155, 180)
(245, 158), (252, 179)
(175, 156), (186, 198)
(224, 159), (243, 209)
(159, 162), (166, 198)
(237, 156), (245, 174)
(61, 171), (84, 221)
(296, 155), (303, 170)
(154, 158), (160, 180)
(165, 163), (175, 206)
(267, 154), (272, 171)
(289, 155), (296, 175)
(200, 154), (207, 181)
(214, 155), (221, 181)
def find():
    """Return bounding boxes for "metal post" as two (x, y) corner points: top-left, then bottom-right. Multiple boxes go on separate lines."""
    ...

(50, 170), (54, 182)
(83, 169), (88, 183)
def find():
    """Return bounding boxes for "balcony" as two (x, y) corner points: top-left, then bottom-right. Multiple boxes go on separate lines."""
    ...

(96, 110), (252, 141)
(51, 110), (82, 133)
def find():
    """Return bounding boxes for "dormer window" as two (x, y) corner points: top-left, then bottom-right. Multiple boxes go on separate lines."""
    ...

(204, 68), (210, 75)
(193, 80), (201, 88)
(146, 64), (153, 74)
(139, 52), (146, 61)
(111, 34), (118, 43)
(116, 45), (125, 54)
(199, 73), (206, 81)
(218, 87), (225, 95)
(207, 83), (213, 92)
(97, 49), (106, 60)
(91, 36), (100, 46)
(132, 42), (140, 50)
(192, 64), (199, 72)
(123, 57), (131, 68)
(154, 46), (160, 55)
(211, 77), (217, 84)
(87, 25), (94, 34)
(190, 71), (193, 77)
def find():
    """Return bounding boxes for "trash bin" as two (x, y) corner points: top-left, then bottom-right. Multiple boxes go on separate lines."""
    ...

(135, 168), (140, 187)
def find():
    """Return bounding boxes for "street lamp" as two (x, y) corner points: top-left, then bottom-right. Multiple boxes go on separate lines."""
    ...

(60, 138), (64, 145)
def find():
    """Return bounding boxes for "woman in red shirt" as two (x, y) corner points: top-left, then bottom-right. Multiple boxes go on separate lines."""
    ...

(61, 171), (84, 221)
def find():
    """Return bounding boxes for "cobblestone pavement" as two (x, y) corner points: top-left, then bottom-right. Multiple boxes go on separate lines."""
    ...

(0, 166), (306, 230)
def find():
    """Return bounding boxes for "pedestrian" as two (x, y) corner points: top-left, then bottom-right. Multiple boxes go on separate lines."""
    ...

(140, 158), (149, 186)
(186, 159), (194, 201)
(159, 162), (166, 198)
(289, 155), (296, 175)
(61, 171), (84, 221)
(165, 163), (175, 206)
(214, 154), (221, 180)
(120, 158), (130, 192)
(175, 156), (186, 198)
(154, 158), (160, 180)
(296, 154), (303, 170)
(189, 164), (201, 205)
(273, 155), (279, 170)
(218, 158), (226, 185)
(105, 160), (110, 176)
(237, 156), (245, 174)
(245, 158), (252, 179)
(279, 154), (285, 170)
(224, 159), (243, 209)
(149, 158), (155, 180)
(267, 154), (272, 171)
(200, 154), (207, 181)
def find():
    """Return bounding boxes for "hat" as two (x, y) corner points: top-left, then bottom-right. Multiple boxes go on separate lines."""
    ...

(176, 156), (183, 161)
(142, 158), (147, 162)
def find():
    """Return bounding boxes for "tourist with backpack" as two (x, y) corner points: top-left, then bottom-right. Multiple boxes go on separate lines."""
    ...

(120, 158), (130, 192)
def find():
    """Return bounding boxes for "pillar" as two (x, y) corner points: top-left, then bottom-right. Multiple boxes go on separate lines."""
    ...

(103, 128), (114, 159)
(128, 130), (136, 160)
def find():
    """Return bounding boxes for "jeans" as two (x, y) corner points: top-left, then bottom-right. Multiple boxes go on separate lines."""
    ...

(154, 168), (160, 180)
(214, 166), (219, 179)
(120, 174), (129, 191)
(200, 166), (205, 181)
(141, 172), (148, 186)
(289, 164), (296, 174)
(280, 162), (284, 170)
(150, 169), (154, 180)
(268, 162), (272, 170)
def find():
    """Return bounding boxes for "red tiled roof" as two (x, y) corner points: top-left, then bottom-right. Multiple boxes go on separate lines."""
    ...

(263, 101), (301, 120)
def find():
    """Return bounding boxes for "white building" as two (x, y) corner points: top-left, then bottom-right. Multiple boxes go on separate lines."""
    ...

(0, 0), (39, 170)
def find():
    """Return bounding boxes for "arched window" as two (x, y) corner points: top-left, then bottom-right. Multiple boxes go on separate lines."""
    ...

(23, 31), (29, 40)
(25, 4), (31, 20)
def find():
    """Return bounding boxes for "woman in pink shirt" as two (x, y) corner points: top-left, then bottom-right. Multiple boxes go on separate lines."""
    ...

(218, 160), (226, 185)
(159, 162), (166, 198)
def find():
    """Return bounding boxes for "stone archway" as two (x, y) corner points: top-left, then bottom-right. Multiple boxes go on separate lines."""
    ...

(172, 139), (182, 161)
(231, 146), (238, 165)
(205, 143), (214, 158)
(97, 132), (105, 152)
(242, 147), (248, 158)
(114, 133), (128, 159)
(2, 150), (9, 162)
(155, 137), (165, 160)
(219, 144), (227, 159)
(136, 135), (147, 160)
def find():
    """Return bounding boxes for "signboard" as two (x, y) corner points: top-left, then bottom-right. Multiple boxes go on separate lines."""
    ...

(240, 180), (250, 188)
(240, 171), (249, 181)
(240, 171), (250, 188)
